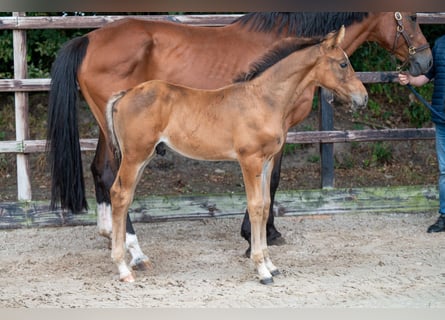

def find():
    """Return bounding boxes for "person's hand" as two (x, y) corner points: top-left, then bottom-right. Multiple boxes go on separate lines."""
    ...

(398, 72), (411, 86)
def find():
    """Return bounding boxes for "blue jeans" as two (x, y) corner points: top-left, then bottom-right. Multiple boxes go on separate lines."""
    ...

(435, 123), (445, 215)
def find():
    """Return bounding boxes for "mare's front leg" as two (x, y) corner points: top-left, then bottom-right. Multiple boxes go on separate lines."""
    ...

(240, 148), (284, 257)
(91, 133), (150, 270)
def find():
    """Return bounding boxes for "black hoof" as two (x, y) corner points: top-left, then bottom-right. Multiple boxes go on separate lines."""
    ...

(131, 259), (153, 271)
(155, 143), (166, 156)
(270, 269), (280, 277)
(267, 235), (286, 246)
(260, 277), (274, 285)
(244, 247), (251, 258)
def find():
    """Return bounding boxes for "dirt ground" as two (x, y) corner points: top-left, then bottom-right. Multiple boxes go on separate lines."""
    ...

(0, 211), (444, 308)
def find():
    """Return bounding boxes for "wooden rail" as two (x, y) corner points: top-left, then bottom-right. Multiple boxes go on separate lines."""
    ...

(0, 12), (443, 201)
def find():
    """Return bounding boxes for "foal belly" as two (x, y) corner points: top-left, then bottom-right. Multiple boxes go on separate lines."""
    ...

(161, 135), (237, 162)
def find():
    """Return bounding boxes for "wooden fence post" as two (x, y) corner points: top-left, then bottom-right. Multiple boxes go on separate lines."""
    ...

(13, 12), (32, 200)
(319, 88), (335, 188)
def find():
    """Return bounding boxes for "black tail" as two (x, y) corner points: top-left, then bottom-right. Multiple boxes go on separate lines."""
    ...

(46, 36), (89, 213)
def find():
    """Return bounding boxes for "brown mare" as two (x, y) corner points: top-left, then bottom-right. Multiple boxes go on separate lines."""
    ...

(106, 27), (368, 284)
(47, 13), (432, 269)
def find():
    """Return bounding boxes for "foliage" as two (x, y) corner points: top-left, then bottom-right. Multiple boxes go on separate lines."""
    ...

(0, 12), (89, 78)
(348, 23), (445, 128)
(0, 94), (14, 140)
(403, 83), (434, 127)
(371, 142), (393, 165)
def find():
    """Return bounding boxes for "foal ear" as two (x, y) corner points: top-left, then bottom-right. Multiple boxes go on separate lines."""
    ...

(323, 25), (345, 49)
(335, 25), (345, 46)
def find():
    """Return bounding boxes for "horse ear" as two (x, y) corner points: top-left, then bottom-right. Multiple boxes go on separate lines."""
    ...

(335, 25), (345, 46)
(322, 25), (345, 49)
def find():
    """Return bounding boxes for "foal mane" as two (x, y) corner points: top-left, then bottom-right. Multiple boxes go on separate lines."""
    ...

(233, 37), (323, 83)
(234, 12), (369, 37)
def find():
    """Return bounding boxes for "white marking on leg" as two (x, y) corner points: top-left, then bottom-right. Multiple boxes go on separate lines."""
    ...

(97, 203), (112, 239)
(265, 256), (279, 275)
(117, 260), (134, 282)
(257, 261), (273, 281)
(126, 233), (150, 268)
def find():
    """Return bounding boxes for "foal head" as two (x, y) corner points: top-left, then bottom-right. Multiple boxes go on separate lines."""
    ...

(314, 26), (368, 110)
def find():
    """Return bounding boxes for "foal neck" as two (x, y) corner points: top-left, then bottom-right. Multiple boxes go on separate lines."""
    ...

(249, 44), (320, 114)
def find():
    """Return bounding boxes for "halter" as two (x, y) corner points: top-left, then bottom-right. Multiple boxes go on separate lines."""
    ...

(392, 12), (430, 71)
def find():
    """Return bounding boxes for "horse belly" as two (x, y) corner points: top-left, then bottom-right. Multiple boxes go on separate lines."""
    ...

(160, 130), (237, 162)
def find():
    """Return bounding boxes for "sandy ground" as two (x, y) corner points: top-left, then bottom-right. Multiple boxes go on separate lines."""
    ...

(0, 211), (444, 308)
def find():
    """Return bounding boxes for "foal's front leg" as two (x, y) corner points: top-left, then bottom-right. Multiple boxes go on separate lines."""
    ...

(241, 159), (279, 284)
(240, 148), (285, 257)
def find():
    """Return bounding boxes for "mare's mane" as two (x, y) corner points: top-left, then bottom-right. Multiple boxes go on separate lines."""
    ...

(232, 13), (368, 83)
(234, 12), (369, 37)
(233, 37), (323, 83)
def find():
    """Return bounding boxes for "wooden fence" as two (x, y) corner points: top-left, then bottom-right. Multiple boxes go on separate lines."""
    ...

(1, 12), (445, 202)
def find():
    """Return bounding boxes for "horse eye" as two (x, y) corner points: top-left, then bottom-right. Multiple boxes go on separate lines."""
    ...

(410, 14), (417, 22)
(340, 62), (348, 68)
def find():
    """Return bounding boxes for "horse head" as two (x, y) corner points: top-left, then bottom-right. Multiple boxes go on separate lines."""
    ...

(316, 26), (368, 110)
(369, 12), (432, 76)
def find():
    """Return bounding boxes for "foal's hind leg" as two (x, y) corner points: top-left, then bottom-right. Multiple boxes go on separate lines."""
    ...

(110, 152), (154, 282)
(91, 133), (150, 270)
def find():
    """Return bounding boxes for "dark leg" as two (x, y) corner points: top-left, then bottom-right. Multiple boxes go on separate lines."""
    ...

(266, 149), (284, 242)
(241, 149), (284, 257)
(90, 134), (139, 246)
(91, 133), (118, 238)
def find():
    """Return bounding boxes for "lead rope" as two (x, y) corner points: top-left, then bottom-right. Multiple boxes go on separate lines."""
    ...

(406, 84), (432, 110)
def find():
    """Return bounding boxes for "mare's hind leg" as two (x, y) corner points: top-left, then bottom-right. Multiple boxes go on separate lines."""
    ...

(241, 148), (284, 257)
(91, 133), (115, 240)
(91, 133), (150, 270)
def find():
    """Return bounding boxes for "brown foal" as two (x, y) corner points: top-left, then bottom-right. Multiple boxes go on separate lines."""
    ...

(106, 27), (368, 284)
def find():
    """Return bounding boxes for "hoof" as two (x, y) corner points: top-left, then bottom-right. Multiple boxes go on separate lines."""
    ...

(131, 259), (153, 271)
(260, 277), (274, 285)
(244, 247), (251, 259)
(267, 236), (286, 246)
(120, 273), (135, 283)
(270, 269), (280, 277)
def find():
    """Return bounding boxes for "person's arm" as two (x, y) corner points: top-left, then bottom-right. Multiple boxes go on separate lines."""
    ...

(398, 73), (430, 87)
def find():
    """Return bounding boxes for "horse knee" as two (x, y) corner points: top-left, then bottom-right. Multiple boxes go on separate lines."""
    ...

(110, 183), (130, 210)
(247, 201), (264, 221)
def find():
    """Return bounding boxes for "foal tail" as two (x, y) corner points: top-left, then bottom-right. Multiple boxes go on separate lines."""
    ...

(46, 36), (89, 213)
(105, 91), (127, 165)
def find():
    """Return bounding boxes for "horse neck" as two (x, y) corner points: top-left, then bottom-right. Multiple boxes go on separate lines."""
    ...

(225, 23), (290, 52)
(249, 45), (320, 116)
(341, 13), (379, 55)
